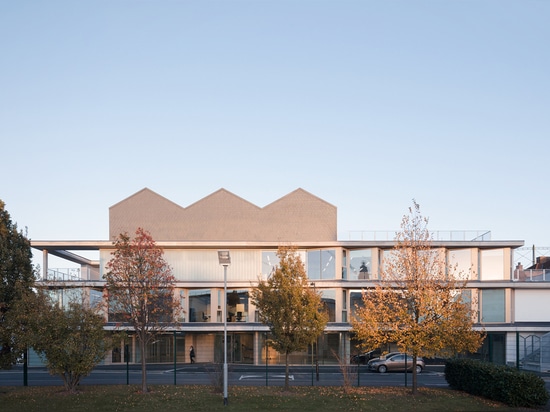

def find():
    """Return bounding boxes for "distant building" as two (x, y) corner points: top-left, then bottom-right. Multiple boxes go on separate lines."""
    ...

(32, 188), (550, 370)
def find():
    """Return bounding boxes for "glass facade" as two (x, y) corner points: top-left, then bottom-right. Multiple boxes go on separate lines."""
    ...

(42, 243), (526, 367)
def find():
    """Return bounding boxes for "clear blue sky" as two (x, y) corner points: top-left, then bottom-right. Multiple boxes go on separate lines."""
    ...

(1, 1), (548, 263)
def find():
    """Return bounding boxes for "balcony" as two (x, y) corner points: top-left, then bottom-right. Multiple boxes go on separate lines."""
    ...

(42, 267), (100, 282)
(513, 269), (550, 282)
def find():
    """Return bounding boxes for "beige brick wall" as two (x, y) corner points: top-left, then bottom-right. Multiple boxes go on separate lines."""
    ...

(110, 188), (337, 242)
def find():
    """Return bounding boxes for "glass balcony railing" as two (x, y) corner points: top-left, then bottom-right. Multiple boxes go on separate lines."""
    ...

(343, 230), (491, 241)
(513, 269), (550, 282)
(43, 267), (100, 281)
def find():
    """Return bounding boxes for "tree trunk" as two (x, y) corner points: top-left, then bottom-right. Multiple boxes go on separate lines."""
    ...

(411, 354), (418, 394)
(140, 338), (148, 393)
(284, 352), (290, 391)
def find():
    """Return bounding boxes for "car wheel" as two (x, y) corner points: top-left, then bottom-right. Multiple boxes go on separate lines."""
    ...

(378, 365), (387, 373)
(415, 365), (422, 374)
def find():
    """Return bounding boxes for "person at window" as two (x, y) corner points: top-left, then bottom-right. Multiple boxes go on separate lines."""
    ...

(359, 261), (369, 279)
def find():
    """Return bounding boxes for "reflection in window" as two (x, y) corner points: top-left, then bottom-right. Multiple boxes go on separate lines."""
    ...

(381, 249), (396, 275)
(179, 290), (186, 322)
(320, 290), (336, 322)
(342, 290), (347, 322)
(307, 250), (336, 280)
(350, 290), (364, 320)
(90, 289), (103, 309)
(481, 289), (505, 322)
(448, 249), (474, 279)
(48, 288), (83, 310)
(227, 290), (249, 322)
(342, 250), (347, 279)
(349, 249), (372, 280)
(481, 249), (505, 280)
(262, 251), (279, 278)
(189, 289), (211, 322)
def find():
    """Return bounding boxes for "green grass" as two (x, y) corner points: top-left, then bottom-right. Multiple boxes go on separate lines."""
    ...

(0, 385), (534, 411)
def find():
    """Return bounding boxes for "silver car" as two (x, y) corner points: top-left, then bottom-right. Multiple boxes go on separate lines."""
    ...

(367, 353), (425, 373)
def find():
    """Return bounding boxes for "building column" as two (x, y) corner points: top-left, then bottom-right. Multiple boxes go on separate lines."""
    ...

(42, 249), (48, 280)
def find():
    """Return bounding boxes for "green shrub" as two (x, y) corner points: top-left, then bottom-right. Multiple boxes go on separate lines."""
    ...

(445, 358), (549, 408)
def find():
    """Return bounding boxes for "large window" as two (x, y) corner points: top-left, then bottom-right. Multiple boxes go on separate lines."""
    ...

(481, 289), (505, 323)
(349, 249), (372, 280)
(90, 289), (103, 309)
(320, 290), (336, 322)
(480, 249), (505, 280)
(448, 249), (475, 279)
(189, 289), (211, 322)
(48, 288), (83, 310)
(307, 250), (336, 280)
(227, 290), (249, 322)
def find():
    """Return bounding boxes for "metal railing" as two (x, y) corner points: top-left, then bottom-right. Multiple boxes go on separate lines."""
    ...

(343, 230), (492, 242)
(513, 269), (550, 282)
(43, 267), (100, 281)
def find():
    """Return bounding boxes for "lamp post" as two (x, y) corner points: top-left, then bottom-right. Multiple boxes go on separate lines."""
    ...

(218, 250), (231, 406)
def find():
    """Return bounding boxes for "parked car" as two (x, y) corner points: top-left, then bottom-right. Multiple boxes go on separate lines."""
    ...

(367, 353), (425, 373)
(351, 349), (381, 364)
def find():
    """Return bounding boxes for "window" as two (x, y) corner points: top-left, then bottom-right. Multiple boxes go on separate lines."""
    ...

(189, 289), (211, 322)
(342, 250), (347, 279)
(320, 290), (336, 322)
(350, 290), (364, 319)
(481, 289), (505, 323)
(342, 289), (348, 323)
(349, 249), (372, 280)
(90, 289), (103, 309)
(262, 251), (279, 278)
(307, 250), (336, 280)
(227, 290), (249, 322)
(448, 249), (474, 279)
(480, 249), (505, 280)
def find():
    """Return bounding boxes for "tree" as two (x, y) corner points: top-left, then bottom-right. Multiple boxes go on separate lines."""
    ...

(105, 228), (179, 393)
(0, 200), (37, 369)
(251, 246), (328, 391)
(351, 201), (484, 394)
(9, 291), (108, 392)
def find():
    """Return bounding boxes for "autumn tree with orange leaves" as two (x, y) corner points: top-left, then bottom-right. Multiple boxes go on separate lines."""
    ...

(105, 228), (179, 393)
(251, 246), (328, 391)
(352, 201), (484, 394)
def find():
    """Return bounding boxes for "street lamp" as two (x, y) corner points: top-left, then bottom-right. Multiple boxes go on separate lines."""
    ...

(217, 250), (231, 406)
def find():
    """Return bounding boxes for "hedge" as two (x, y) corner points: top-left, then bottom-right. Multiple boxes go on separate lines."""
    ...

(444, 358), (549, 408)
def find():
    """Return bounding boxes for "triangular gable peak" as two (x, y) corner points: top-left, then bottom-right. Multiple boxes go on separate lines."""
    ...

(109, 188), (337, 241)
(109, 188), (183, 240)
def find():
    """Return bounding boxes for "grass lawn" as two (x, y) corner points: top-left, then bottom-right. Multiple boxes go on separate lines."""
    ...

(0, 385), (532, 412)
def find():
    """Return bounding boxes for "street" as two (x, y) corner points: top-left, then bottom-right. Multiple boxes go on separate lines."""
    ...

(0, 363), (449, 389)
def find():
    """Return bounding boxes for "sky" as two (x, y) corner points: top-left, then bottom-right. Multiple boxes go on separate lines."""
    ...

(1, 1), (548, 266)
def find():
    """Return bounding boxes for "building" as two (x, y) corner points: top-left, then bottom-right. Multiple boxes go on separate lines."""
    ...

(32, 188), (550, 370)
